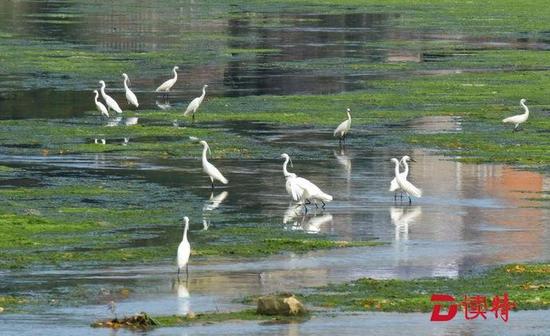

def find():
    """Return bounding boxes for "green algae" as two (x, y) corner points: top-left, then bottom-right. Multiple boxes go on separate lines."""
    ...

(304, 263), (550, 312)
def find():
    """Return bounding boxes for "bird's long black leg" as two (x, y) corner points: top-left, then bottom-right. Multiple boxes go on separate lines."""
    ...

(211, 182), (214, 190)
(408, 196), (412, 205)
(305, 199), (311, 205)
(186, 264), (189, 283)
(321, 200), (326, 209)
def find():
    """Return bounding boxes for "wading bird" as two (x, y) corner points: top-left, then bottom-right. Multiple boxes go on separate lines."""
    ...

(281, 153), (333, 208)
(122, 73), (139, 108)
(156, 66), (179, 95)
(99, 80), (122, 114)
(177, 216), (191, 281)
(93, 90), (109, 118)
(184, 85), (208, 121)
(200, 140), (228, 189)
(391, 158), (422, 204)
(389, 155), (414, 200)
(334, 108), (352, 144)
(502, 98), (529, 131)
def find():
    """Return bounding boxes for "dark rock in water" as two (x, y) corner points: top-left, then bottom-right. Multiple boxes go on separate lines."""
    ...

(91, 312), (159, 329)
(257, 293), (307, 316)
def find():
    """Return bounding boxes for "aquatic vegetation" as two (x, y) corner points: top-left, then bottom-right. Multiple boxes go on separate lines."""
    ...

(304, 263), (550, 312)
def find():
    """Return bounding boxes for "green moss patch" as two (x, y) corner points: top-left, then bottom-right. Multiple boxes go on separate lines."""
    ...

(304, 263), (550, 312)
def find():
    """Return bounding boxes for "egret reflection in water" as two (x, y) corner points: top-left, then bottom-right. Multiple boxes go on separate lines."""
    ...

(390, 206), (422, 241)
(156, 100), (172, 110)
(283, 203), (332, 233)
(202, 191), (229, 231)
(172, 280), (191, 316)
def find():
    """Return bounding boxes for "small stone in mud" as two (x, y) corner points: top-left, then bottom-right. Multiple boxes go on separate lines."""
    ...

(256, 293), (307, 316)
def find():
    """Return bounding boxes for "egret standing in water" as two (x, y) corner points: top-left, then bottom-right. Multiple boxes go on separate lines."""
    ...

(184, 85), (208, 121)
(93, 90), (109, 118)
(122, 73), (139, 108)
(177, 216), (191, 281)
(156, 66), (179, 95)
(200, 140), (228, 189)
(389, 155), (414, 200)
(281, 153), (304, 203)
(502, 98), (529, 131)
(391, 158), (422, 204)
(334, 108), (352, 144)
(280, 153), (332, 208)
(99, 80), (123, 114)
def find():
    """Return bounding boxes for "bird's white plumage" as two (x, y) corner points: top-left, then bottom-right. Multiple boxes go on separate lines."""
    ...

(334, 108), (352, 138)
(156, 66), (179, 92)
(294, 176), (333, 203)
(99, 80), (122, 113)
(280, 153), (332, 205)
(93, 90), (109, 118)
(177, 217), (191, 271)
(281, 153), (305, 202)
(122, 73), (139, 108)
(502, 98), (529, 129)
(184, 85), (208, 117)
(392, 158), (422, 198)
(200, 140), (228, 185)
(389, 156), (411, 192)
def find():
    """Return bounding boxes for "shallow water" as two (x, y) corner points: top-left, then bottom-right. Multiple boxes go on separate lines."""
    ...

(1, 1), (550, 335)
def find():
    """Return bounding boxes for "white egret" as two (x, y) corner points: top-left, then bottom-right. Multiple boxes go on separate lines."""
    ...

(199, 140), (228, 189)
(502, 98), (529, 131)
(99, 80), (123, 114)
(389, 155), (414, 200)
(156, 66), (179, 94)
(177, 216), (191, 281)
(94, 138), (106, 145)
(391, 158), (422, 204)
(122, 137), (129, 146)
(281, 153), (333, 208)
(281, 153), (304, 203)
(184, 85), (208, 121)
(93, 90), (109, 118)
(333, 108), (352, 144)
(122, 73), (139, 108)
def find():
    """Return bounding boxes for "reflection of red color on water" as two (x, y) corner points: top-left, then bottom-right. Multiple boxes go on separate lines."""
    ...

(484, 166), (545, 262)
(430, 293), (515, 322)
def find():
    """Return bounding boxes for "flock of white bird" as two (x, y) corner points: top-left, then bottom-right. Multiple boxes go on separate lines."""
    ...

(91, 66), (532, 279)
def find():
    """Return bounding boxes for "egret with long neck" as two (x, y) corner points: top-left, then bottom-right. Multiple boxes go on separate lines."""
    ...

(502, 98), (530, 131)
(93, 90), (109, 118)
(391, 158), (422, 204)
(334, 108), (352, 145)
(156, 66), (179, 95)
(177, 216), (191, 281)
(99, 80), (122, 113)
(122, 73), (139, 108)
(200, 140), (228, 189)
(184, 85), (208, 121)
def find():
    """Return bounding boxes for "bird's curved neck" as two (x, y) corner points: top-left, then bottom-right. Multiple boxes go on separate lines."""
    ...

(347, 111), (351, 121)
(123, 77), (129, 89)
(521, 101), (529, 115)
(100, 83), (106, 94)
(183, 222), (188, 241)
(282, 157), (291, 177)
(173, 68), (178, 80)
(200, 87), (206, 99)
(393, 160), (401, 177)
(94, 91), (99, 102)
(202, 145), (209, 163)
(402, 159), (409, 176)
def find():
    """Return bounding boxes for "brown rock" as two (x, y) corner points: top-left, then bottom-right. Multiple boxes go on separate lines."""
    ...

(256, 293), (307, 316)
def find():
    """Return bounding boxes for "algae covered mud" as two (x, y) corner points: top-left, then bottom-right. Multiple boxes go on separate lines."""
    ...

(1, 0), (550, 335)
